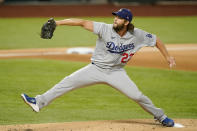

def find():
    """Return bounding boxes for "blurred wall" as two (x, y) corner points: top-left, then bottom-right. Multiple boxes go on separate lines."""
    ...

(3, 0), (197, 5)
(1, 0), (197, 17)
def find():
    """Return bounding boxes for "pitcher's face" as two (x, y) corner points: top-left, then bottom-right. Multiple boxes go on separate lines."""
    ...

(113, 16), (127, 32)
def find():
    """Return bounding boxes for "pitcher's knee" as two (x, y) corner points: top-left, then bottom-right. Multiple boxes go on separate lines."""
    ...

(130, 93), (143, 101)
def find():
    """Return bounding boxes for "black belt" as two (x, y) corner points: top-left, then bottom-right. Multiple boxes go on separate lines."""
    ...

(91, 62), (105, 69)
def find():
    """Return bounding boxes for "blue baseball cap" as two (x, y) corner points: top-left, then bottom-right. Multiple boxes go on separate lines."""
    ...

(112, 8), (133, 22)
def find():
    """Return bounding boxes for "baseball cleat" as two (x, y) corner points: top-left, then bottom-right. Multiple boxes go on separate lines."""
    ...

(21, 93), (39, 112)
(161, 117), (174, 127)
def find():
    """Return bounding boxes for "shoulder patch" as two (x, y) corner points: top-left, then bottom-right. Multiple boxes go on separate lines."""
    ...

(146, 33), (152, 38)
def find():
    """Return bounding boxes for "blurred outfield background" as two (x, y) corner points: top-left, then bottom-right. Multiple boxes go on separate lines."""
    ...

(0, 0), (197, 49)
(0, 0), (197, 125)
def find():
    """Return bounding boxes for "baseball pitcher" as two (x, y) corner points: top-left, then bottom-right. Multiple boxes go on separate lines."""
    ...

(21, 8), (176, 127)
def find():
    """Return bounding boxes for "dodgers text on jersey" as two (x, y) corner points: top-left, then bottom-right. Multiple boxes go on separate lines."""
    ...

(106, 42), (135, 54)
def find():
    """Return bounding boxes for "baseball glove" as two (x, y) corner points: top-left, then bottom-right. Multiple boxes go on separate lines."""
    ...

(41, 18), (56, 39)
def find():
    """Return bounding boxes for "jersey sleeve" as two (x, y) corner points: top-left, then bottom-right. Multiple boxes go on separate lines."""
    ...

(134, 28), (157, 47)
(93, 22), (108, 38)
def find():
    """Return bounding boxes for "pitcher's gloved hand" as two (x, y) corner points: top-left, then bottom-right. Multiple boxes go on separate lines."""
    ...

(41, 18), (56, 39)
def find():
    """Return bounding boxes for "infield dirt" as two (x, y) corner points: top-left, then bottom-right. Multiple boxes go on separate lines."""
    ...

(0, 44), (197, 71)
(0, 119), (197, 131)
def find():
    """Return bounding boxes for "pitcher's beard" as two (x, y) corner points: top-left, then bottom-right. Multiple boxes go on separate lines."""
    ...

(113, 23), (125, 32)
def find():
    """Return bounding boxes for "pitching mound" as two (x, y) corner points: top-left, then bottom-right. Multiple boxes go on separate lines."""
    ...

(0, 119), (196, 131)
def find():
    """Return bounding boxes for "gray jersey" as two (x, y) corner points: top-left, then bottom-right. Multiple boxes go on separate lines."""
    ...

(34, 21), (166, 122)
(91, 22), (156, 69)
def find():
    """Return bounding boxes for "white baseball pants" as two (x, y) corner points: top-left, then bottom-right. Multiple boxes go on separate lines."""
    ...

(35, 63), (166, 121)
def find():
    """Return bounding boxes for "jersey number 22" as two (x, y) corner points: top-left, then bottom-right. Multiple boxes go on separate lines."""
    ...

(121, 53), (134, 63)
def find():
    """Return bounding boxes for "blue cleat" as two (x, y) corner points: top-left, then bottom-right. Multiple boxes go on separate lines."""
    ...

(161, 117), (174, 127)
(21, 93), (39, 112)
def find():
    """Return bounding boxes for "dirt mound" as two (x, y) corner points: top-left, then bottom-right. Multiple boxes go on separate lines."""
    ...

(0, 119), (196, 131)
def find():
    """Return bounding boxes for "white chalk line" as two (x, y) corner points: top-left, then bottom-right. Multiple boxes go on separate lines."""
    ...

(0, 46), (197, 57)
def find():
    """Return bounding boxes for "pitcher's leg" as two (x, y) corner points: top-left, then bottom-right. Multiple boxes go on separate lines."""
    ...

(107, 69), (166, 121)
(36, 64), (103, 109)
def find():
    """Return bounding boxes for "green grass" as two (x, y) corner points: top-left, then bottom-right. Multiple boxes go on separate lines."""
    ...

(133, 16), (197, 44)
(0, 59), (196, 125)
(0, 16), (197, 49)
